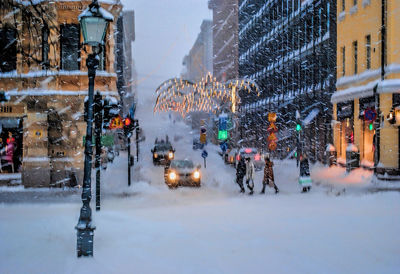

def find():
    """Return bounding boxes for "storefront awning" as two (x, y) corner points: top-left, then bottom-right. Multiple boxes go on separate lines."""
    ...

(303, 108), (319, 126)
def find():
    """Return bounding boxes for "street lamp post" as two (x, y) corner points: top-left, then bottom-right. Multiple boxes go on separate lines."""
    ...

(75, 0), (113, 257)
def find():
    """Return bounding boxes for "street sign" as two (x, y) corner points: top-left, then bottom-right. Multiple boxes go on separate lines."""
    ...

(267, 132), (277, 142)
(109, 115), (123, 129)
(220, 142), (228, 153)
(267, 123), (278, 132)
(268, 112), (277, 122)
(83, 134), (114, 146)
(268, 141), (277, 151)
(364, 108), (377, 121)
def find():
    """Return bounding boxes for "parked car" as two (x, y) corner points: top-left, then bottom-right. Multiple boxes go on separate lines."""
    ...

(151, 138), (175, 165)
(235, 148), (264, 170)
(164, 159), (201, 188)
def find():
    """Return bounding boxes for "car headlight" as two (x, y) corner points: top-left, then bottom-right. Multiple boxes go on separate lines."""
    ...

(193, 170), (200, 179)
(169, 172), (177, 180)
(168, 152), (174, 159)
(154, 153), (158, 158)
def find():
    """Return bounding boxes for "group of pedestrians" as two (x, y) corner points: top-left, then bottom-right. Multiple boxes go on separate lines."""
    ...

(235, 153), (279, 195)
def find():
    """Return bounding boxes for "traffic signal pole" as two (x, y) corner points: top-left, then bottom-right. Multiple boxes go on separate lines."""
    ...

(127, 136), (131, 186)
(136, 120), (139, 162)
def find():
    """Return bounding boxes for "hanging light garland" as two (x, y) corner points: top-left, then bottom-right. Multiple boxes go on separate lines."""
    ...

(154, 72), (260, 116)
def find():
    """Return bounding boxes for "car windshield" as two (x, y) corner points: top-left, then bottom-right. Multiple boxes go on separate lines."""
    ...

(154, 144), (172, 151)
(170, 160), (194, 169)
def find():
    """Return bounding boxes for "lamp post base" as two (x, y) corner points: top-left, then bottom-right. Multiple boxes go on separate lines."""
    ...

(76, 224), (96, 257)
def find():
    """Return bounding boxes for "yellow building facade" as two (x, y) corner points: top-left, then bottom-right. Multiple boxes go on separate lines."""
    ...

(332, 0), (400, 178)
(0, 1), (121, 186)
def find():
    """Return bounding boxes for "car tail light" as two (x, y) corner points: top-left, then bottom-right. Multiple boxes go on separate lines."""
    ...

(244, 148), (252, 154)
(254, 154), (261, 161)
(236, 155), (240, 161)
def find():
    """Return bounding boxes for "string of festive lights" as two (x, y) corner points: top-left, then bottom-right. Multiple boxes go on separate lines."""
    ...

(154, 72), (260, 116)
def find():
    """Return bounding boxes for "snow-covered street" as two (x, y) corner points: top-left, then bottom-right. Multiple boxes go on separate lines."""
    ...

(1, 84), (400, 274)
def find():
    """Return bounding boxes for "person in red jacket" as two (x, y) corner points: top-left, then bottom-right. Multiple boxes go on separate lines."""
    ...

(4, 132), (15, 173)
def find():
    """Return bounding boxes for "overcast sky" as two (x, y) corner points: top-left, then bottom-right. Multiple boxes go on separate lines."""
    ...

(120, 0), (212, 91)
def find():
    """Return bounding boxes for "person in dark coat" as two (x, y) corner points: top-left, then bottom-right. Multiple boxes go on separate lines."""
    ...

(236, 157), (246, 193)
(261, 153), (279, 194)
(299, 154), (312, 192)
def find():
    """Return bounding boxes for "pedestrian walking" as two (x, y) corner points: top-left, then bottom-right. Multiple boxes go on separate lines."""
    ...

(261, 153), (279, 194)
(245, 157), (255, 195)
(4, 133), (15, 173)
(299, 154), (312, 192)
(236, 157), (246, 193)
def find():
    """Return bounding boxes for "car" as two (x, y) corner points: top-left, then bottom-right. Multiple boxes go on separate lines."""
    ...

(235, 148), (264, 171)
(224, 148), (237, 165)
(151, 139), (175, 165)
(164, 159), (201, 188)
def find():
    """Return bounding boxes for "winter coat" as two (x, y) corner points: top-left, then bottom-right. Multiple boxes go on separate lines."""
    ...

(263, 159), (274, 183)
(300, 158), (310, 177)
(4, 142), (14, 162)
(245, 161), (255, 181)
(236, 158), (246, 177)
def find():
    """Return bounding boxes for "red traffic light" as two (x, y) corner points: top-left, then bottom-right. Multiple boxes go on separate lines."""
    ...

(124, 117), (132, 126)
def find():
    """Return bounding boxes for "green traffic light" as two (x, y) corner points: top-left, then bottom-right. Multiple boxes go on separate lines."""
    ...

(369, 123), (373, 131)
(296, 124), (301, 131)
(218, 130), (228, 140)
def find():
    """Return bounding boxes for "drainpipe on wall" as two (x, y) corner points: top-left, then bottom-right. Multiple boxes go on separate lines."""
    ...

(375, 0), (386, 171)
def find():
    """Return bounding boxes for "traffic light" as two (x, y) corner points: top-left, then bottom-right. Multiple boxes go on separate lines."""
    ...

(296, 120), (302, 132)
(103, 97), (120, 129)
(218, 115), (228, 140)
(123, 116), (135, 137)
(368, 122), (374, 131)
(218, 130), (228, 140)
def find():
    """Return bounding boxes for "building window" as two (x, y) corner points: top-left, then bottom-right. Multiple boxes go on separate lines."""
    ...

(353, 41), (358, 75)
(0, 27), (17, 73)
(342, 0), (345, 11)
(366, 34), (371, 70)
(60, 24), (80, 71)
(341, 46), (346, 76)
(42, 26), (50, 70)
(353, 0), (357, 6)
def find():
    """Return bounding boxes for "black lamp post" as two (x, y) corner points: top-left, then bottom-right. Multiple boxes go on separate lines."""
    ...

(75, 0), (113, 257)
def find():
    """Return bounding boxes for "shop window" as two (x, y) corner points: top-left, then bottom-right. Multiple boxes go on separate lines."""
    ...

(366, 34), (371, 70)
(60, 24), (80, 71)
(0, 27), (17, 73)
